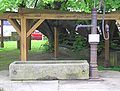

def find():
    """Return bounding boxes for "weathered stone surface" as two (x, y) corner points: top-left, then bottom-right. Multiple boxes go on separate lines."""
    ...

(9, 60), (89, 80)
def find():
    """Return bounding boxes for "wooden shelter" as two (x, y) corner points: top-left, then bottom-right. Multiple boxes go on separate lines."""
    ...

(0, 8), (120, 78)
(0, 8), (120, 61)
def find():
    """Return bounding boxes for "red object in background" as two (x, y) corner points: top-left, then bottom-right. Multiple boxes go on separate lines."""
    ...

(31, 30), (43, 40)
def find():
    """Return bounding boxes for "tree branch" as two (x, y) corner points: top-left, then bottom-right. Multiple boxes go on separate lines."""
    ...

(34, 0), (39, 8)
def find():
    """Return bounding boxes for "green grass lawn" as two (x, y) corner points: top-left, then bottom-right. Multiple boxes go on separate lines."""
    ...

(98, 66), (120, 71)
(0, 40), (47, 70)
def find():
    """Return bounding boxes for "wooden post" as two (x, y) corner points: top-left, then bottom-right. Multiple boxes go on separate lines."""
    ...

(17, 39), (20, 49)
(0, 20), (4, 48)
(20, 17), (27, 61)
(27, 36), (31, 50)
(104, 39), (109, 67)
(104, 21), (110, 67)
(26, 20), (32, 50)
(54, 27), (58, 58)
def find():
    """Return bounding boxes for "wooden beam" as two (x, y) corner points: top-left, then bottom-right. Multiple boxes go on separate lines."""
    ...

(8, 19), (21, 36)
(27, 19), (44, 37)
(0, 10), (120, 20)
(18, 8), (120, 20)
(0, 13), (21, 19)
(54, 27), (58, 58)
(24, 13), (120, 20)
(0, 20), (4, 48)
(0, 13), (9, 19)
(20, 17), (27, 61)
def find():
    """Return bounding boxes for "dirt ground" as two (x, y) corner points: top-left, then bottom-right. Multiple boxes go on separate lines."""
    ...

(28, 47), (90, 61)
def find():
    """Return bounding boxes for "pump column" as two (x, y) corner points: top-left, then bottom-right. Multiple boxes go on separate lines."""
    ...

(89, 8), (99, 79)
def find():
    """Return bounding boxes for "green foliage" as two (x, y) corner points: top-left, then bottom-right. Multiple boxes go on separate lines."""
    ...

(73, 35), (87, 52)
(35, 0), (53, 9)
(98, 66), (120, 71)
(98, 40), (104, 55)
(110, 42), (118, 48)
(40, 41), (53, 52)
(0, 0), (36, 12)
(109, 40), (120, 51)
(0, 0), (20, 12)
(0, 0), (120, 13)
(105, 0), (120, 11)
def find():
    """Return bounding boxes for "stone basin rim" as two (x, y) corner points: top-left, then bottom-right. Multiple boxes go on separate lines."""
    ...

(11, 60), (88, 64)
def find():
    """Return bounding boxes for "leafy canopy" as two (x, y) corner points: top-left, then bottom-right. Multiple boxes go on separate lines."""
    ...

(0, 0), (120, 13)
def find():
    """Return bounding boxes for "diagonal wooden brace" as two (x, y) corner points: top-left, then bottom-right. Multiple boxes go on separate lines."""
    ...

(27, 19), (44, 37)
(116, 20), (120, 25)
(7, 19), (21, 36)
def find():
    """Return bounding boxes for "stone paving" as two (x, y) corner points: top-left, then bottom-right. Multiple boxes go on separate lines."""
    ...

(0, 70), (120, 91)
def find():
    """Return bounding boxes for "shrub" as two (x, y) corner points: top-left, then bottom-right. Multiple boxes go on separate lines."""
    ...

(73, 35), (87, 52)
(40, 41), (53, 52)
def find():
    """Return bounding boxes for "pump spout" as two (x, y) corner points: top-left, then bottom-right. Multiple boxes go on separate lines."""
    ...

(75, 24), (93, 31)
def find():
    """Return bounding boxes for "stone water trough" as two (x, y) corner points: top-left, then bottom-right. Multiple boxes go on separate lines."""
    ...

(9, 60), (89, 80)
